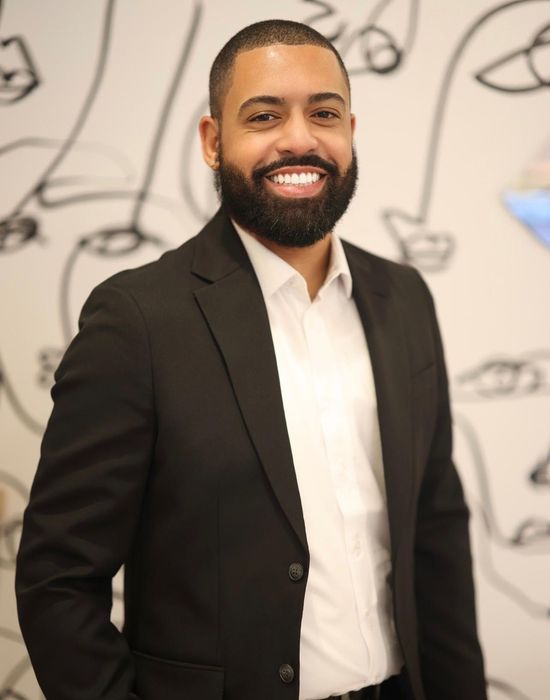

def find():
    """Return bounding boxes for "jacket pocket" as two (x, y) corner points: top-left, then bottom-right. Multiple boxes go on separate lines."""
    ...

(132, 650), (224, 700)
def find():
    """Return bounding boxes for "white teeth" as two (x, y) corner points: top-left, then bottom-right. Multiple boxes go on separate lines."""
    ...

(269, 171), (322, 185)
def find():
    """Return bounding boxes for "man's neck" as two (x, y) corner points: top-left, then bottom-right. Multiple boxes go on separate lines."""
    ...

(248, 232), (332, 300)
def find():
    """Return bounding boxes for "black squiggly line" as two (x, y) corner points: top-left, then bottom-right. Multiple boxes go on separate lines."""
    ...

(455, 413), (550, 617)
(131, 2), (203, 228)
(7, 0), (116, 220)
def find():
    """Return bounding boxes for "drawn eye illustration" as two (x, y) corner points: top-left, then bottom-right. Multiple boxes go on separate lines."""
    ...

(0, 36), (40, 105)
(530, 448), (550, 486)
(341, 25), (402, 75)
(0, 216), (40, 253)
(303, 0), (418, 76)
(475, 21), (550, 92)
(78, 226), (161, 257)
(454, 352), (550, 400)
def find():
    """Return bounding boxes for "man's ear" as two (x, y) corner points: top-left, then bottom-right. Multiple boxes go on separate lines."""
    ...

(350, 113), (356, 136)
(199, 115), (220, 170)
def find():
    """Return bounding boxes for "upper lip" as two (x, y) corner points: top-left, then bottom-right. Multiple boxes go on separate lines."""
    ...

(265, 165), (327, 177)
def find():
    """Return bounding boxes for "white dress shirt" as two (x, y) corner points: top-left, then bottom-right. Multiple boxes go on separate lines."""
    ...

(235, 224), (403, 700)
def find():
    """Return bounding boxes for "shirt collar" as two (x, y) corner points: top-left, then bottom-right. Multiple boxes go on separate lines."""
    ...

(233, 220), (353, 300)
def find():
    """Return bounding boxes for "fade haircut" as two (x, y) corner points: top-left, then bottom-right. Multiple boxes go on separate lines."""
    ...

(209, 19), (350, 120)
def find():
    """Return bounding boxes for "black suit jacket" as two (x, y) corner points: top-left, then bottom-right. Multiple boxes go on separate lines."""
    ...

(16, 209), (487, 700)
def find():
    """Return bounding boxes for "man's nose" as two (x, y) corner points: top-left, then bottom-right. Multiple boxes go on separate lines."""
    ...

(275, 112), (318, 155)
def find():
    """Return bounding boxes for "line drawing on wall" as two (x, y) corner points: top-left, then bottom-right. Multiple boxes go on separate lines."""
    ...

(0, 1), (203, 437)
(0, 0), (40, 106)
(303, 0), (419, 75)
(455, 414), (550, 618)
(56, 1), (203, 344)
(381, 0), (550, 271)
(453, 349), (550, 400)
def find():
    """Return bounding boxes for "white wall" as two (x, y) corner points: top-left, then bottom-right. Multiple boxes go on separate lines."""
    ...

(1, 1), (549, 698)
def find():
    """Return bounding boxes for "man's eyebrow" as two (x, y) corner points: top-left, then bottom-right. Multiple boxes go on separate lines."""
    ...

(238, 95), (285, 116)
(237, 92), (346, 116)
(308, 92), (346, 107)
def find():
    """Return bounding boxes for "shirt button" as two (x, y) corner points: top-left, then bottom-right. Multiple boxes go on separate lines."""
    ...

(288, 562), (304, 582)
(279, 663), (295, 684)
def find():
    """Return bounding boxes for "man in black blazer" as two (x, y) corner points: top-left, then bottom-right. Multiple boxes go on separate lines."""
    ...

(16, 19), (487, 700)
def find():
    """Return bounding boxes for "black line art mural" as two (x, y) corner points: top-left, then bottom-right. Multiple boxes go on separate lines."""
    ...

(0, 0), (40, 106)
(0, 0), (117, 254)
(302, 0), (419, 75)
(382, 0), (550, 271)
(1, 3), (548, 698)
(454, 415), (550, 618)
(453, 350), (550, 400)
(57, 1), (202, 343)
(0, 0), (203, 438)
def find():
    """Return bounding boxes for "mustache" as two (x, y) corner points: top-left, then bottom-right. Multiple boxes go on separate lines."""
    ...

(253, 155), (339, 183)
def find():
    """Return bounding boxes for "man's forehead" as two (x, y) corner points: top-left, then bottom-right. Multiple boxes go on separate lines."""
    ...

(226, 43), (350, 106)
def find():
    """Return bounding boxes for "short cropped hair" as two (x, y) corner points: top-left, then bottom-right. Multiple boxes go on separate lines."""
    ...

(209, 19), (350, 120)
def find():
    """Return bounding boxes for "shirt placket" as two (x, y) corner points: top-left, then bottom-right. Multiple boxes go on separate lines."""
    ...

(302, 292), (377, 672)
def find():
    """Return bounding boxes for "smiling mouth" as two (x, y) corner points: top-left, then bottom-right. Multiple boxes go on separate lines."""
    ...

(268, 171), (322, 185)
(263, 167), (327, 197)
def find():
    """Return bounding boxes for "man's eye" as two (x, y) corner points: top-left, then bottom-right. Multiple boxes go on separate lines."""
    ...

(250, 113), (276, 122)
(313, 110), (338, 119)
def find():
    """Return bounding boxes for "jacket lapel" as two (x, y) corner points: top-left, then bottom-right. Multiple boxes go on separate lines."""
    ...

(191, 211), (308, 552)
(344, 244), (414, 561)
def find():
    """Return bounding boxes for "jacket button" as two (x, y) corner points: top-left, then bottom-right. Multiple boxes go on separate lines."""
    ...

(279, 663), (295, 684)
(288, 562), (304, 582)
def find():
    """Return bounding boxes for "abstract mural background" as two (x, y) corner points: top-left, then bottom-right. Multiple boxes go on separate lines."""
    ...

(0, 1), (548, 698)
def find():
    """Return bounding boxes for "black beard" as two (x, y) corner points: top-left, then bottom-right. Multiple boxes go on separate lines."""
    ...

(215, 151), (358, 247)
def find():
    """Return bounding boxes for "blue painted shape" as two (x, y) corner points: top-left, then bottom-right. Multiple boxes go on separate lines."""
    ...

(503, 189), (550, 247)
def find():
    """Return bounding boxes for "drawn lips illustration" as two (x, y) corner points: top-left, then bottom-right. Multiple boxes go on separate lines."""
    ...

(382, 210), (455, 271)
(0, 36), (40, 104)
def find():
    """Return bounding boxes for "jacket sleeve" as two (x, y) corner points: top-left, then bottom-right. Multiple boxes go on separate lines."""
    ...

(413, 271), (487, 700)
(15, 281), (155, 700)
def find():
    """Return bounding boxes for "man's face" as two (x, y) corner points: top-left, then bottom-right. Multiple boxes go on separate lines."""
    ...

(205, 43), (357, 246)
